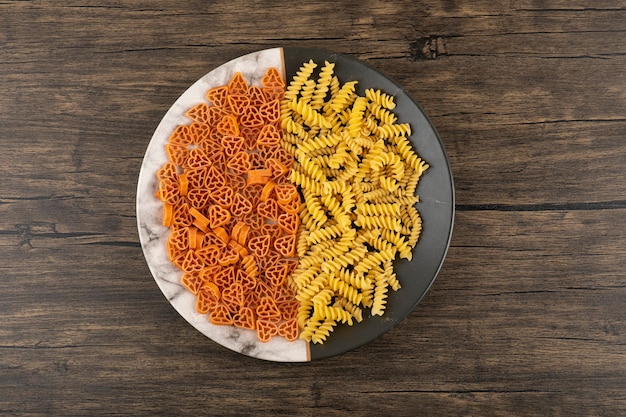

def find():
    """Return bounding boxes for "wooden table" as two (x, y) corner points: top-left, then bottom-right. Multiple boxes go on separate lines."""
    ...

(2, 1), (625, 415)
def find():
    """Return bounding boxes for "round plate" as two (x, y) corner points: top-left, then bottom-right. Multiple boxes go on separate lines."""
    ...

(136, 47), (454, 362)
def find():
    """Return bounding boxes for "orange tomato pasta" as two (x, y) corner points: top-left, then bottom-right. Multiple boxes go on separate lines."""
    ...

(156, 68), (301, 343)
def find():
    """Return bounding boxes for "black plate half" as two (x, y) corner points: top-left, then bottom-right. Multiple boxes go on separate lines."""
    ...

(282, 47), (455, 360)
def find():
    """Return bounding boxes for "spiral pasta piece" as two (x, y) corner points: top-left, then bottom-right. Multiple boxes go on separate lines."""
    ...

(299, 79), (316, 105)
(303, 191), (328, 228)
(384, 259), (401, 291)
(328, 276), (363, 306)
(353, 248), (396, 275)
(392, 135), (429, 172)
(290, 170), (323, 194)
(370, 151), (405, 181)
(361, 116), (379, 135)
(360, 285), (374, 308)
(407, 206), (423, 248)
(376, 122), (411, 139)
(334, 267), (373, 290)
(356, 202), (400, 217)
(365, 88), (396, 110)
(327, 141), (350, 170)
(310, 317), (336, 344)
(335, 157), (360, 183)
(296, 273), (329, 302)
(285, 59), (317, 102)
(313, 304), (353, 325)
(378, 176), (399, 192)
(291, 263), (320, 292)
(306, 223), (344, 245)
(355, 214), (402, 232)
(308, 238), (337, 256)
(311, 61), (335, 110)
(321, 247), (367, 274)
(380, 229), (412, 260)
(370, 194), (419, 206)
(297, 251), (328, 270)
(336, 298), (364, 323)
(370, 274), (389, 316)
(319, 191), (344, 218)
(289, 99), (333, 130)
(328, 80), (358, 114)
(368, 102), (398, 125)
(282, 118), (309, 140)
(297, 156), (326, 183)
(347, 96), (367, 138)
(298, 133), (342, 155)
(311, 287), (334, 306)
(297, 298), (315, 329)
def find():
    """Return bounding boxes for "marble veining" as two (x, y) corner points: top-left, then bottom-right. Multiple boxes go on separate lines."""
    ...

(137, 47), (309, 362)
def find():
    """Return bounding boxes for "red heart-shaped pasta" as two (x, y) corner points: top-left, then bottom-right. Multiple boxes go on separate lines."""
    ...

(256, 318), (278, 342)
(227, 72), (249, 96)
(277, 318), (299, 342)
(277, 212), (300, 235)
(273, 234), (296, 258)
(256, 296), (282, 321)
(256, 198), (278, 221)
(247, 85), (267, 108)
(247, 235), (271, 257)
(209, 304), (233, 325)
(233, 306), (256, 330)
(261, 68), (285, 88)
(185, 103), (210, 124)
(205, 85), (229, 107)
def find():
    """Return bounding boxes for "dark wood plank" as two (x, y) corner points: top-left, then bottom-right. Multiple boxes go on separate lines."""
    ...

(1, 1), (625, 416)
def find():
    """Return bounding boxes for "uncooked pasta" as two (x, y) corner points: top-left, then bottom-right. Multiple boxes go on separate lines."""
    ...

(281, 59), (429, 344)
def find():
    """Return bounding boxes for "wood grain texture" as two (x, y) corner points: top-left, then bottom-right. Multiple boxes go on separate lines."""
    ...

(1, 1), (625, 416)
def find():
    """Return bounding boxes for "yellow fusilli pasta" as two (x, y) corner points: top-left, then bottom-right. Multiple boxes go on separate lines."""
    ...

(365, 88), (396, 110)
(328, 80), (358, 114)
(282, 59), (429, 343)
(311, 61), (335, 110)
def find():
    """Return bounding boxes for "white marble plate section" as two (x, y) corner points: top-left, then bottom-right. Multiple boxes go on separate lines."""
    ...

(137, 47), (310, 362)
